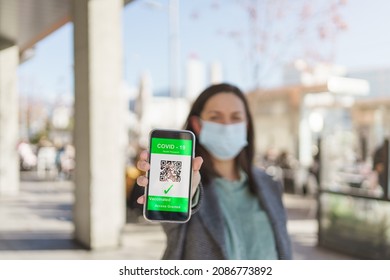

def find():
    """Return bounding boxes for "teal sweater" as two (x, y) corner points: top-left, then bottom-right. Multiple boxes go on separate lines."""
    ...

(213, 171), (278, 259)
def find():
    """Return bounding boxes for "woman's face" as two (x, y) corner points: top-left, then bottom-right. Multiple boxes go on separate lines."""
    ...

(200, 92), (247, 124)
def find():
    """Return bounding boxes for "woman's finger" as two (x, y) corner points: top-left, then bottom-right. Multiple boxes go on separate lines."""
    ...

(136, 158), (150, 172)
(136, 175), (148, 187)
(139, 150), (149, 161)
(137, 194), (145, 205)
(191, 156), (203, 197)
(192, 156), (203, 172)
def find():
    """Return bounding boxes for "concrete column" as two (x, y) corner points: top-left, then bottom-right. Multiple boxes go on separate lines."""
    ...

(0, 44), (19, 196)
(72, 0), (126, 249)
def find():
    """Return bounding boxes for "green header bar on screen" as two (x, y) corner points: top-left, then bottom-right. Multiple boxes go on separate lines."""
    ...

(151, 138), (192, 156)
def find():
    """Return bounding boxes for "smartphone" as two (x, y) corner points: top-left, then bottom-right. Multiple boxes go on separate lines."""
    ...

(144, 129), (195, 223)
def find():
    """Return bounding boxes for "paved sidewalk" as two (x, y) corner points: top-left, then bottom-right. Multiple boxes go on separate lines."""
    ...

(0, 175), (356, 260)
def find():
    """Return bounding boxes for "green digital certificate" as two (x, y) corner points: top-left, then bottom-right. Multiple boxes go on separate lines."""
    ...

(147, 138), (192, 213)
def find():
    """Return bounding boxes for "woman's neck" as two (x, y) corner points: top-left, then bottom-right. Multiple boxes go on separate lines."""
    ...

(212, 158), (239, 181)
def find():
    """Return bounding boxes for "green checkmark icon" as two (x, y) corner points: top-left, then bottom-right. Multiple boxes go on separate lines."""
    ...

(164, 184), (174, 194)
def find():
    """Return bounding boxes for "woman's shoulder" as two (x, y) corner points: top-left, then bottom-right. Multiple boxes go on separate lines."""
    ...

(251, 166), (283, 194)
(251, 166), (274, 181)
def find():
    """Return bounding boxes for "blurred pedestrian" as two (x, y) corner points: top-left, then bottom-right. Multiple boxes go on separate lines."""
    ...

(55, 145), (65, 177)
(17, 139), (37, 171)
(136, 83), (292, 260)
(262, 147), (278, 168)
(276, 150), (296, 193)
(36, 137), (57, 179)
(309, 152), (320, 184)
(372, 142), (387, 194)
(61, 144), (75, 180)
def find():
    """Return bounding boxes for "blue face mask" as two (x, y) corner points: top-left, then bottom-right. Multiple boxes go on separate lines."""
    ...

(199, 120), (248, 160)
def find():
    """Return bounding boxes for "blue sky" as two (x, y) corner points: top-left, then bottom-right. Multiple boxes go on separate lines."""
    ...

(18, 0), (390, 101)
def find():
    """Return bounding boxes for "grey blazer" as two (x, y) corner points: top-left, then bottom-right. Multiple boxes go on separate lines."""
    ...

(161, 167), (292, 260)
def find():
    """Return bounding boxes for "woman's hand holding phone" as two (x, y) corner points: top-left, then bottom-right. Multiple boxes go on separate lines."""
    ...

(136, 150), (203, 205)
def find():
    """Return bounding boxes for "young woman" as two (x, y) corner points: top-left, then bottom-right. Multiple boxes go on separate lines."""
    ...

(136, 83), (292, 259)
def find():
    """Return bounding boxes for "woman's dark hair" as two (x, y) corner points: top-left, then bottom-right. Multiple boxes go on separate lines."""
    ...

(184, 83), (256, 193)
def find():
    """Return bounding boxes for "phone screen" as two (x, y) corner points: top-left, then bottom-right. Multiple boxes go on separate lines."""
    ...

(144, 129), (194, 222)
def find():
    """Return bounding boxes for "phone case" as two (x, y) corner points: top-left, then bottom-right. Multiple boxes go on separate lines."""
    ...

(143, 129), (195, 223)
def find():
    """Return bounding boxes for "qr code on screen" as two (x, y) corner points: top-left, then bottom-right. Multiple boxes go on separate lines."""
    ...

(159, 160), (182, 182)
